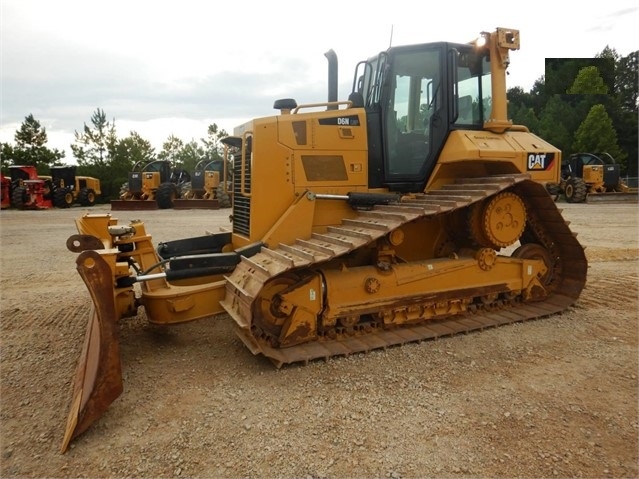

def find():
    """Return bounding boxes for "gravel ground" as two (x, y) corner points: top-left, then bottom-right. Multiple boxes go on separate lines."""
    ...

(0, 201), (637, 478)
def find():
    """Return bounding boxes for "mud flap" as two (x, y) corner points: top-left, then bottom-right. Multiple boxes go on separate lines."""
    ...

(61, 250), (123, 453)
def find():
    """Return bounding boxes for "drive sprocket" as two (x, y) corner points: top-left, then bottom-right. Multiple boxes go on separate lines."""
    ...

(468, 191), (526, 249)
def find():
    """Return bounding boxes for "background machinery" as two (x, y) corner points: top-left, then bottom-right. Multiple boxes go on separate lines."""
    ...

(1, 173), (12, 209)
(173, 159), (230, 209)
(7, 165), (53, 209)
(547, 152), (638, 203)
(50, 165), (102, 208)
(112, 159), (190, 210)
(62, 28), (587, 452)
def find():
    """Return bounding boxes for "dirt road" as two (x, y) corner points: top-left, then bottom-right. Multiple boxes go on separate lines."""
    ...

(1, 202), (637, 478)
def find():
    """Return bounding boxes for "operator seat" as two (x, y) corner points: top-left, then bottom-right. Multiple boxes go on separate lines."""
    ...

(458, 95), (473, 123)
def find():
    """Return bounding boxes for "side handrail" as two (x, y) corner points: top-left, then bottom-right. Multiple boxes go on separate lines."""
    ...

(292, 100), (354, 114)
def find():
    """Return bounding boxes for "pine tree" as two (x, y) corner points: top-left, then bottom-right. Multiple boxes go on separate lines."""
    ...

(572, 104), (626, 167)
(567, 66), (609, 94)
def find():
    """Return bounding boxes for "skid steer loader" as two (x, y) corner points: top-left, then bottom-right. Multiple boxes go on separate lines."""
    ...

(62, 28), (587, 452)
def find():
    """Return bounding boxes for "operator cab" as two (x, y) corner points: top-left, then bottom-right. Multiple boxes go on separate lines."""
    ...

(353, 40), (491, 191)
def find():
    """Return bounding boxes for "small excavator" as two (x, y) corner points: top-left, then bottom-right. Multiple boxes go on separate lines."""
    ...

(62, 28), (587, 452)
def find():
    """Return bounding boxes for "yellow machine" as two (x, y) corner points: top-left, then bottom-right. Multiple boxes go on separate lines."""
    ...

(173, 159), (231, 209)
(50, 165), (101, 207)
(112, 160), (190, 210)
(61, 28), (587, 452)
(548, 152), (638, 203)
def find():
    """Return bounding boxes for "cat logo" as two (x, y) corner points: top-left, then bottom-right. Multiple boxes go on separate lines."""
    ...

(527, 152), (555, 171)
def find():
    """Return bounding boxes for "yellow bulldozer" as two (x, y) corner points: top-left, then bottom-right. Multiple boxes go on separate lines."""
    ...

(62, 28), (587, 452)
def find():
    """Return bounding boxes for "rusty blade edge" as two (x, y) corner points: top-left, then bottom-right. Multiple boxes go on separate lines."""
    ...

(61, 251), (124, 453)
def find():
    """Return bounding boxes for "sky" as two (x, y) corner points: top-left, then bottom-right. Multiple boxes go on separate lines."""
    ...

(1, 0), (638, 162)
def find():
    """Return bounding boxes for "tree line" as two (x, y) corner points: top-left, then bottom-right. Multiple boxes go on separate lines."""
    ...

(0, 110), (229, 201)
(1, 45), (637, 200)
(508, 47), (637, 177)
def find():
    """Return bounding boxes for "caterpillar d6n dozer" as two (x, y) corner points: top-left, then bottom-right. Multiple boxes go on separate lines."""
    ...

(62, 28), (587, 452)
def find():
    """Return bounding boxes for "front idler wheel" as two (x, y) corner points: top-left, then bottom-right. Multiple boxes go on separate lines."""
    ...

(512, 243), (555, 289)
(254, 275), (297, 338)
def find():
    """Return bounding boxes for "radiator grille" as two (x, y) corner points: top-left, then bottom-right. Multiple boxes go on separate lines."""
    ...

(232, 153), (251, 236)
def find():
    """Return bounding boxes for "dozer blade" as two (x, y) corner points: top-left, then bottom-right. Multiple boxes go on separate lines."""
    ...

(61, 250), (123, 453)
(586, 192), (639, 204)
(173, 198), (220, 209)
(110, 199), (158, 210)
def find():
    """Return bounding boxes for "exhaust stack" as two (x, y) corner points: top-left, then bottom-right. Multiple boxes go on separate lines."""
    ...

(325, 49), (338, 110)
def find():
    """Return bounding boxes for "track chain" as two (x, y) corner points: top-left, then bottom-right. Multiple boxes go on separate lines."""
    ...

(221, 174), (587, 367)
